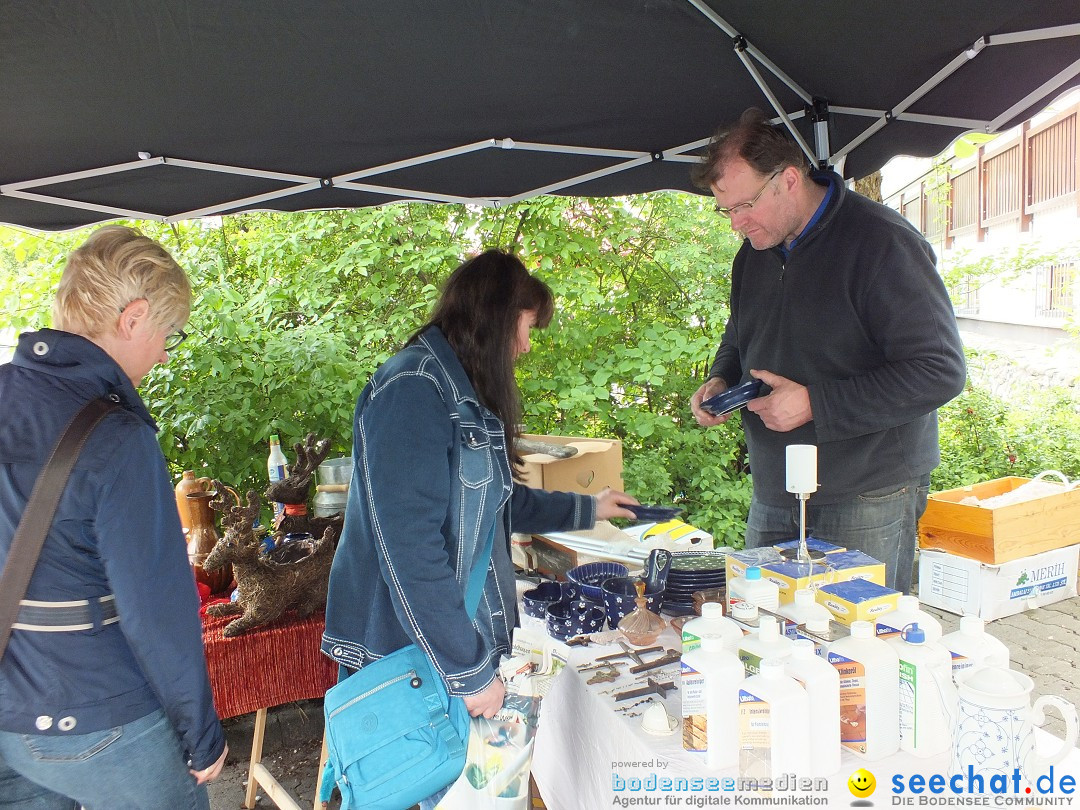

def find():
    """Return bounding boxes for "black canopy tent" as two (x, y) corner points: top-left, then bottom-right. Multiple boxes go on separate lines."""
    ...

(1, 1), (1078, 231)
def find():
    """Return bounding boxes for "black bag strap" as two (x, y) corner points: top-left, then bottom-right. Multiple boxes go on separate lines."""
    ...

(0, 397), (120, 657)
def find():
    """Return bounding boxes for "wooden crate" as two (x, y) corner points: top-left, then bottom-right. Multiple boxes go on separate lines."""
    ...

(918, 476), (1080, 564)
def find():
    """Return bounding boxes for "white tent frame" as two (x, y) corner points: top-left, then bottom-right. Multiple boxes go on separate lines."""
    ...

(2, 6), (1078, 225)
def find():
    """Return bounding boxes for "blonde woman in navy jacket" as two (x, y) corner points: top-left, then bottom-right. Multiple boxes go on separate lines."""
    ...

(0, 227), (226, 809)
(322, 251), (636, 781)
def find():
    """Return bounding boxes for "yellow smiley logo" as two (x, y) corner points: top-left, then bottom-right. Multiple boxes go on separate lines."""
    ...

(848, 768), (876, 798)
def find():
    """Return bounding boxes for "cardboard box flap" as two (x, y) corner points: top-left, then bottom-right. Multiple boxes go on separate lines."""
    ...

(520, 440), (614, 464)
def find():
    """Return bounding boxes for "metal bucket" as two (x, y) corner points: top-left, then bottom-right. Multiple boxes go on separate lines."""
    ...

(317, 457), (352, 486)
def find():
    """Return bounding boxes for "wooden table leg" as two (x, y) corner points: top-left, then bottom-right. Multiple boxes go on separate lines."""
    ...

(243, 707), (268, 809)
(313, 731), (329, 810)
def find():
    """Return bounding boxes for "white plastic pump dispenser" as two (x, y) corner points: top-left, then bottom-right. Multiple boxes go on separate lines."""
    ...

(682, 602), (743, 654)
(737, 658), (811, 780)
(680, 634), (745, 766)
(779, 588), (835, 640)
(888, 623), (957, 757)
(827, 620), (900, 760)
(786, 639), (842, 776)
(940, 616), (1012, 680)
(738, 615), (794, 676)
(728, 566), (780, 612)
(876, 595), (943, 641)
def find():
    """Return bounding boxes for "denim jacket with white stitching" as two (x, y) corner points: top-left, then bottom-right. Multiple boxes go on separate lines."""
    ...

(321, 326), (595, 695)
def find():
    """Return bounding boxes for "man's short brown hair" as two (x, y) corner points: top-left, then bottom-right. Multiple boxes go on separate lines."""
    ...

(691, 107), (812, 189)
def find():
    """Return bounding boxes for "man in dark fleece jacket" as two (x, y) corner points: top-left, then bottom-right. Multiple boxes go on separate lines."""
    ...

(689, 109), (966, 593)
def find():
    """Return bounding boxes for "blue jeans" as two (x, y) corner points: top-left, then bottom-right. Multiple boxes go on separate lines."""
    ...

(744, 475), (931, 594)
(0, 708), (209, 810)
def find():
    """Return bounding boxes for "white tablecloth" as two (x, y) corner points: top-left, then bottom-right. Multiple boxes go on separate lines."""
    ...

(532, 627), (1080, 809)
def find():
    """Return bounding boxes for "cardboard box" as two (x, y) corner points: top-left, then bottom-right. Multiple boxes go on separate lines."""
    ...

(823, 550), (886, 587)
(773, 537), (846, 555)
(917, 545), (1079, 621)
(516, 434), (622, 496)
(725, 547), (785, 582)
(760, 561), (831, 604)
(529, 521), (640, 579)
(816, 580), (900, 626)
(919, 476), (1080, 564)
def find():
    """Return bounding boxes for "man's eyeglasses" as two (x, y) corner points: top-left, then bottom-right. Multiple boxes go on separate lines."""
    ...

(164, 329), (188, 351)
(714, 170), (781, 219)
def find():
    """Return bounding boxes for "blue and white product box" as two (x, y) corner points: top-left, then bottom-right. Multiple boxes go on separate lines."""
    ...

(821, 550), (886, 586)
(918, 544), (1079, 621)
(774, 537), (846, 555)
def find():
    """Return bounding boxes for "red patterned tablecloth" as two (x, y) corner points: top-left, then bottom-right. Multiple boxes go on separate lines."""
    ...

(201, 610), (338, 719)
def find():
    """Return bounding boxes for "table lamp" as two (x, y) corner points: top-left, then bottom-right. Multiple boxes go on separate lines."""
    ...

(785, 444), (821, 567)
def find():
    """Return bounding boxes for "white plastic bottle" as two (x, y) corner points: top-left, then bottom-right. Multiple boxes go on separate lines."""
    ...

(778, 588), (835, 640)
(738, 615), (794, 676)
(682, 602), (743, 654)
(737, 658), (811, 780)
(887, 623), (957, 757)
(728, 566), (780, 612)
(875, 594), (943, 641)
(940, 616), (1011, 681)
(785, 639), (842, 775)
(267, 434), (289, 520)
(730, 601), (759, 633)
(796, 613), (836, 656)
(680, 634), (745, 766)
(827, 620), (900, 760)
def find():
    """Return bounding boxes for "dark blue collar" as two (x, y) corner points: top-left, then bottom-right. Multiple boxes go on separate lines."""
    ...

(780, 178), (834, 257)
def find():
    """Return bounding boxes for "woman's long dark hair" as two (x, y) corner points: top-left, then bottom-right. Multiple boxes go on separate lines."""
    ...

(409, 249), (554, 458)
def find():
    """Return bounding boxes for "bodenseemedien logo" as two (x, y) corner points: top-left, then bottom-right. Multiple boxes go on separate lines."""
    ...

(610, 769), (830, 806)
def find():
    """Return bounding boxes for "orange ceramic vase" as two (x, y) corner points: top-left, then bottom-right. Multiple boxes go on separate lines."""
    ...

(186, 489), (233, 594)
(174, 471), (212, 532)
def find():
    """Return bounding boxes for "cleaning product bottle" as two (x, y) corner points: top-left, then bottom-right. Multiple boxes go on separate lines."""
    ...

(680, 634), (744, 766)
(728, 566), (780, 612)
(682, 602), (743, 654)
(778, 588), (834, 640)
(875, 594), (943, 641)
(887, 623), (957, 757)
(785, 638), (842, 775)
(730, 601), (759, 633)
(737, 658), (811, 780)
(796, 612), (843, 657)
(737, 614), (794, 676)
(940, 615), (1011, 681)
(827, 620), (900, 760)
(267, 434), (289, 521)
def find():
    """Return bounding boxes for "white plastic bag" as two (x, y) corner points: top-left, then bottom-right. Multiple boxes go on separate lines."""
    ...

(976, 470), (1075, 509)
(435, 695), (540, 810)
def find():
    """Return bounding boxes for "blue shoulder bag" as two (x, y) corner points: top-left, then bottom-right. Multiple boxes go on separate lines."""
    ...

(320, 526), (495, 809)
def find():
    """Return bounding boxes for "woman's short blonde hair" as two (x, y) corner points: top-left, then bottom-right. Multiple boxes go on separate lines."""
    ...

(52, 226), (192, 337)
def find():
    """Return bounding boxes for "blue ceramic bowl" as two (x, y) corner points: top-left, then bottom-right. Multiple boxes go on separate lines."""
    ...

(566, 561), (630, 602)
(545, 599), (607, 642)
(521, 581), (569, 619)
(601, 576), (664, 629)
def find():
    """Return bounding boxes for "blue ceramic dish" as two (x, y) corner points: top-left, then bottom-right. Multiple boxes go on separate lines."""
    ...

(600, 576), (664, 629)
(700, 379), (764, 417)
(545, 599), (607, 642)
(566, 561), (629, 602)
(521, 581), (569, 619)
